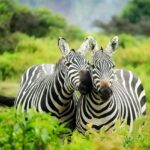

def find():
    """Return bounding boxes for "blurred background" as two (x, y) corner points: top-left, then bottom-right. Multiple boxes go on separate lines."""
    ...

(0, 0), (150, 104)
(18, 0), (128, 32)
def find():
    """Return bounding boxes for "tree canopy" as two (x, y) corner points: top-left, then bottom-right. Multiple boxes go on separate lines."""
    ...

(93, 0), (150, 35)
(122, 0), (150, 23)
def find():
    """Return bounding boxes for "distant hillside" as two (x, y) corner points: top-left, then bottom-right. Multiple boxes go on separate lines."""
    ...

(18, 0), (128, 31)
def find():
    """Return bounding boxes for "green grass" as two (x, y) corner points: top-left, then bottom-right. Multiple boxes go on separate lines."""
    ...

(0, 81), (19, 97)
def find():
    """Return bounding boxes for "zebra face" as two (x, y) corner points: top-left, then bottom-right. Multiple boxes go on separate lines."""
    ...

(58, 37), (93, 94)
(64, 50), (91, 93)
(90, 36), (119, 100)
(91, 51), (115, 100)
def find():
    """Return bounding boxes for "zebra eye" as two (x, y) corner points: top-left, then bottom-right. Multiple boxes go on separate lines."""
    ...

(91, 64), (95, 69)
(65, 62), (71, 67)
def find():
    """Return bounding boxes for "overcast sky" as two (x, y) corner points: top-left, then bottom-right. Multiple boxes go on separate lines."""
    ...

(19, 0), (128, 31)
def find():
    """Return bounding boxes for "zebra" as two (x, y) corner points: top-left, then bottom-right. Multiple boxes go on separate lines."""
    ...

(76, 36), (146, 133)
(14, 37), (93, 129)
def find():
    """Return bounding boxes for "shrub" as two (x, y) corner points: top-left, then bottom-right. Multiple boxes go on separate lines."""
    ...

(0, 33), (19, 53)
(0, 108), (71, 150)
(10, 8), (67, 37)
(0, 106), (150, 150)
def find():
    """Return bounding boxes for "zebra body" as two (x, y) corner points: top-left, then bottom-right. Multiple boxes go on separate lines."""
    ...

(15, 37), (93, 128)
(15, 63), (76, 128)
(76, 69), (146, 132)
(76, 36), (146, 133)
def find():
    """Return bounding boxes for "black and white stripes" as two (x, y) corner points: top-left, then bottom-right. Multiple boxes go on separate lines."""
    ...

(15, 37), (92, 129)
(76, 36), (146, 133)
(14, 36), (146, 132)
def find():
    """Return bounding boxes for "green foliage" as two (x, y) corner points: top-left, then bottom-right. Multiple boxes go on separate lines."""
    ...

(122, 0), (150, 23)
(0, 33), (19, 53)
(124, 115), (150, 150)
(0, 0), (18, 52)
(94, 0), (150, 35)
(0, 0), (16, 24)
(0, 33), (61, 80)
(64, 26), (85, 40)
(9, 7), (67, 37)
(0, 108), (70, 150)
(0, 0), (84, 53)
(0, 106), (150, 150)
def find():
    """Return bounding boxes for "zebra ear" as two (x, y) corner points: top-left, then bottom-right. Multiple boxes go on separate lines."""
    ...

(58, 37), (70, 56)
(78, 36), (99, 56)
(105, 36), (119, 55)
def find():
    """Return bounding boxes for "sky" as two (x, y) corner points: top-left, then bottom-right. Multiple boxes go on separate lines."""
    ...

(19, 0), (128, 31)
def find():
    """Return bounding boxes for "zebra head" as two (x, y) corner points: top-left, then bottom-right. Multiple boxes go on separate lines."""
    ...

(58, 37), (93, 94)
(90, 36), (119, 100)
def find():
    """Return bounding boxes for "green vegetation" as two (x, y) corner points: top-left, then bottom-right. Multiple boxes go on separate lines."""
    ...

(0, 108), (71, 150)
(94, 0), (150, 35)
(0, 0), (85, 53)
(0, 106), (150, 150)
(0, 0), (150, 149)
(0, 33), (150, 149)
(122, 0), (150, 23)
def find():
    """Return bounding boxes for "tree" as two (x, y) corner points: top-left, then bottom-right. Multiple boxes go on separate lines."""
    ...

(93, 0), (150, 35)
(122, 0), (150, 23)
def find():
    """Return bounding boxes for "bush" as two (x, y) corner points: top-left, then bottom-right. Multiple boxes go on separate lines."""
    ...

(0, 33), (19, 53)
(0, 108), (70, 150)
(0, 106), (150, 150)
(0, 0), (85, 55)
(10, 8), (67, 37)
(0, 34), (61, 80)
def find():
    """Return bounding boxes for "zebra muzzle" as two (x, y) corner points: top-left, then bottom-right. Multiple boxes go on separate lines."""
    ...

(78, 70), (92, 94)
(98, 80), (112, 100)
(99, 87), (112, 100)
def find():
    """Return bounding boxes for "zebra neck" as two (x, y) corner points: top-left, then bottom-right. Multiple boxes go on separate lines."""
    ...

(87, 89), (112, 107)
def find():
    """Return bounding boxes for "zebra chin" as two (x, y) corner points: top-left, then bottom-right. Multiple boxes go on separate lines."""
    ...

(78, 85), (91, 94)
(99, 87), (113, 101)
(78, 81), (93, 95)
